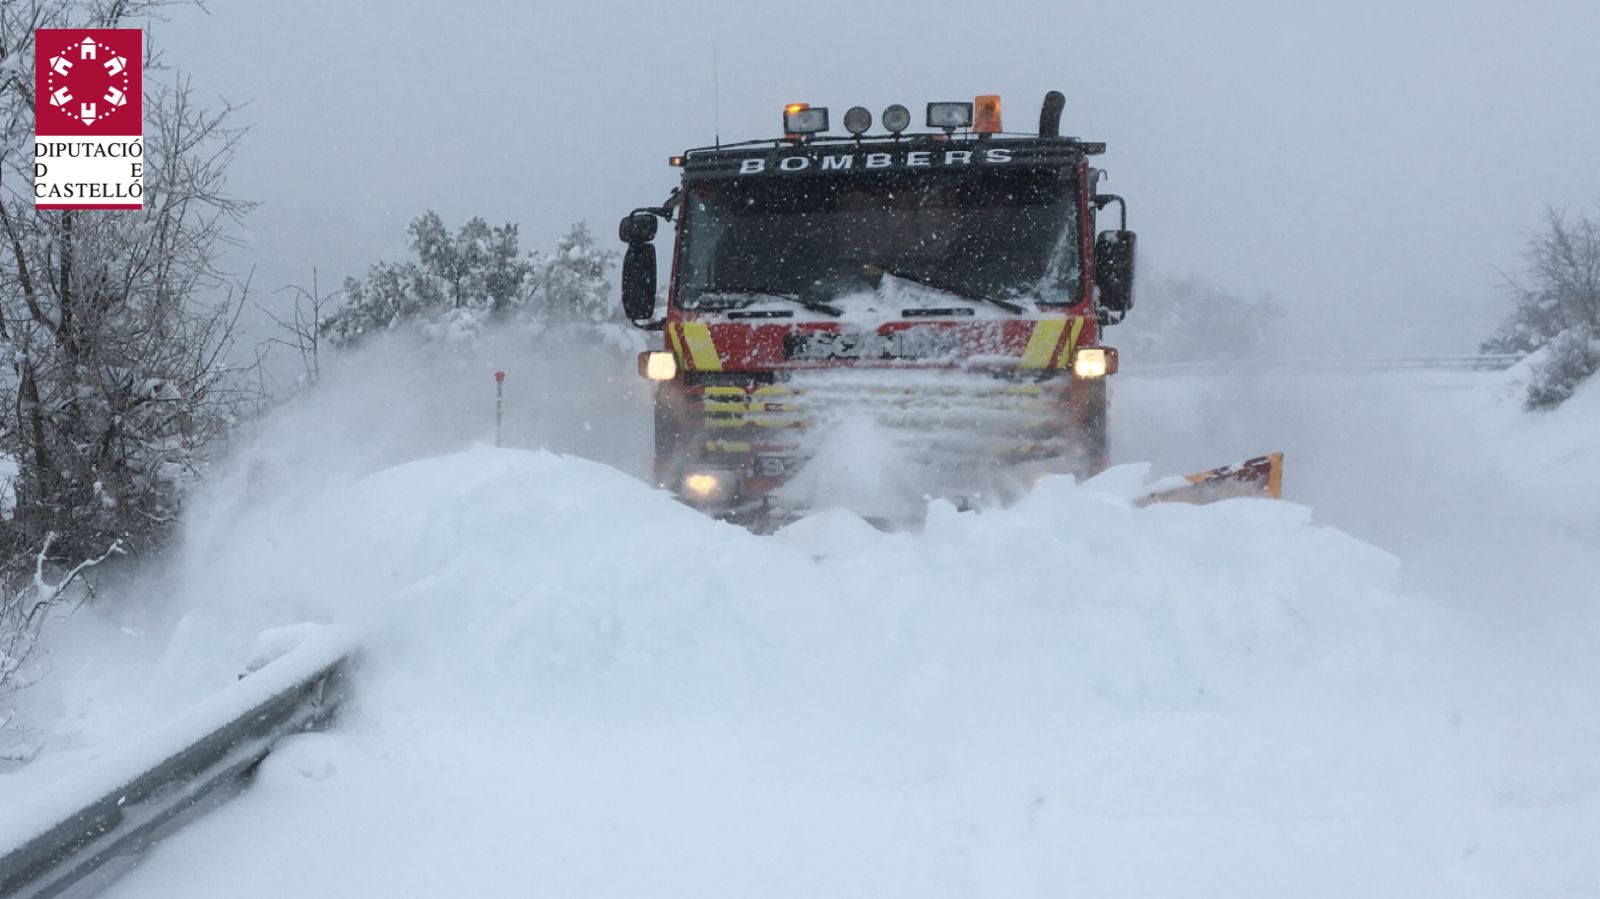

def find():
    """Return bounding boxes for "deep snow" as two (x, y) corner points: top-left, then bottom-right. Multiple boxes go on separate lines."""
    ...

(109, 450), (1491, 897)
(2, 344), (1597, 898)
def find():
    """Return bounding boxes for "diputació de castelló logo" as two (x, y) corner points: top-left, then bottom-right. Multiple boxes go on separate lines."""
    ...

(33, 29), (144, 210)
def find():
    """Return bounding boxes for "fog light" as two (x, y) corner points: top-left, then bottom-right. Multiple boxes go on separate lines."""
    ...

(843, 105), (872, 135)
(1072, 347), (1118, 378)
(682, 470), (733, 503)
(881, 104), (911, 134)
(639, 350), (677, 381)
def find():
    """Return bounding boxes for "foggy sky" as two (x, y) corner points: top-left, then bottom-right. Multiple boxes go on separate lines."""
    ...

(159, 0), (1600, 355)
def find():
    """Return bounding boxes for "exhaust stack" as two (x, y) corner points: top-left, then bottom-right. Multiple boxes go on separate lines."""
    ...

(1039, 90), (1065, 137)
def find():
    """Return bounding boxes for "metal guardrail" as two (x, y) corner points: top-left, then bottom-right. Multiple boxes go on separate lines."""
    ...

(1120, 354), (1526, 377)
(0, 626), (354, 899)
(1352, 354), (1526, 371)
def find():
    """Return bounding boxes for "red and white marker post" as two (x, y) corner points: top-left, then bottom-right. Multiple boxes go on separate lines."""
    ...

(494, 371), (506, 447)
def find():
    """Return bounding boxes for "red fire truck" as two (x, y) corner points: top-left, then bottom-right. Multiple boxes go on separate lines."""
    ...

(619, 92), (1138, 524)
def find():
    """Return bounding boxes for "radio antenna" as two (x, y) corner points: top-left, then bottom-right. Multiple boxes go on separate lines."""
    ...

(712, 45), (722, 148)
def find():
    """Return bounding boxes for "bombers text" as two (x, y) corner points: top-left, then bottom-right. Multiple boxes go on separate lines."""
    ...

(740, 147), (1014, 175)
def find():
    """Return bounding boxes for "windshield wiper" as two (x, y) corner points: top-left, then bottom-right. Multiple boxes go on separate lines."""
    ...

(876, 269), (1026, 315)
(700, 288), (842, 317)
(775, 293), (843, 317)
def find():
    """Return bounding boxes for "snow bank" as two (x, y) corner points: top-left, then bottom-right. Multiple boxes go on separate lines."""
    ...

(1482, 371), (1600, 531)
(5, 354), (1595, 898)
(87, 441), (1591, 898)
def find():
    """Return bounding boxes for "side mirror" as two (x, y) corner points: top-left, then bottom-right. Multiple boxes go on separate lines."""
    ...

(1094, 230), (1137, 314)
(621, 242), (657, 321)
(618, 211), (658, 245)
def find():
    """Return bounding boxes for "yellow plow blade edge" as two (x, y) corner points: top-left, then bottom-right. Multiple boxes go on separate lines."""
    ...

(1136, 452), (1285, 507)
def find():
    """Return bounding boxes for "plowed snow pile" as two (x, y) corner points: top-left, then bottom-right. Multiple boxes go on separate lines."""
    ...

(94, 442), (1594, 897)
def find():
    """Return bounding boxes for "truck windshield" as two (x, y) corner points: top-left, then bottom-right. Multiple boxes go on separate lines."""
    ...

(675, 166), (1080, 310)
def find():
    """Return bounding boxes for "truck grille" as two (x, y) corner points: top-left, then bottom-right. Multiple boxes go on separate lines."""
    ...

(687, 369), (1079, 462)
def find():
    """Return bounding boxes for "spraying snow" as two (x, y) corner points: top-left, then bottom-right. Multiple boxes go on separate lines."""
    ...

(2, 341), (1595, 898)
(103, 447), (1477, 898)
(102, 445), (1599, 894)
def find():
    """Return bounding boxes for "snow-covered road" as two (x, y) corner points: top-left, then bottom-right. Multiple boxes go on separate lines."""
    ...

(14, 356), (1600, 898)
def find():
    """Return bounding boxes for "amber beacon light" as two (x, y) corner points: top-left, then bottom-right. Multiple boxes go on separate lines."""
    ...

(973, 94), (1002, 134)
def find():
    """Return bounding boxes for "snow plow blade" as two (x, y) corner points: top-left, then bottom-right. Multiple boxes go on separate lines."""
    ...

(1136, 452), (1285, 507)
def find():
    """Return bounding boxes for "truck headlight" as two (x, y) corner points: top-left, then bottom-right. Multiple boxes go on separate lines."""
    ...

(682, 470), (733, 503)
(1072, 347), (1118, 379)
(639, 351), (677, 381)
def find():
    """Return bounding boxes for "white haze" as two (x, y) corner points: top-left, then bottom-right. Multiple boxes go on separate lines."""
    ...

(153, 0), (1600, 357)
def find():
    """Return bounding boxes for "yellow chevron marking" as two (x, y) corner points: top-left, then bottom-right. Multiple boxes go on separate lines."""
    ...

(667, 322), (686, 362)
(680, 321), (722, 372)
(1020, 318), (1068, 369)
(706, 440), (753, 452)
(1061, 317), (1085, 369)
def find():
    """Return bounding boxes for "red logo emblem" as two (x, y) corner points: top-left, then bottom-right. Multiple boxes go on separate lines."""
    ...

(35, 30), (142, 136)
(33, 29), (143, 209)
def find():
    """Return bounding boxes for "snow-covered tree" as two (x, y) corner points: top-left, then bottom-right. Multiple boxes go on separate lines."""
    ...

(536, 222), (619, 324)
(410, 211), (529, 314)
(1, 2), (252, 566)
(321, 211), (534, 348)
(1525, 327), (1600, 410)
(323, 216), (624, 349)
(2, 534), (119, 702)
(1484, 207), (1600, 408)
